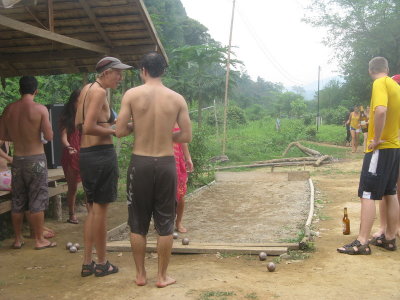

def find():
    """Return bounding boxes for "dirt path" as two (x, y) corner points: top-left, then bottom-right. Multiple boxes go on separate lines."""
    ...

(1, 159), (400, 300)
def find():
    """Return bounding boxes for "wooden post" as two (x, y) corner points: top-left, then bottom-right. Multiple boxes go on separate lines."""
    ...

(49, 181), (62, 221)
(222, 0), (236, 155)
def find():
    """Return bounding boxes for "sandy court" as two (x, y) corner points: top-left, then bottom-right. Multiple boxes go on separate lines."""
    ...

(112, 170), (310, 244)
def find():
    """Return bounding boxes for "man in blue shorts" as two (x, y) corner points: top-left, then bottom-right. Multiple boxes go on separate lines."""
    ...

(116, 52), (192, 287)
(337, 57), (400, 255)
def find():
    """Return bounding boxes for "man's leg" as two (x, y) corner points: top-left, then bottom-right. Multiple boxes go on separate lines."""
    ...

(130, 233), (147, 286)
(357, 198), (376, 244)
(156, 234), (175, 288)
(30, 210), (55, 248)
(11, 212), (24, 248)
(372, 199), (387, 238)
(384, 194), (399, 241)
(92, 202), (109, 264)
(397, 177), (400, 237)
(82, 203), (94, 266)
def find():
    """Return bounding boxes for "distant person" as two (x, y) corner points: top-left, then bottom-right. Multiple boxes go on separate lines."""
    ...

(275, 117), (281, 132)
(116, 52), (192, 288)
(0, 140), (12, 191)
(59, 89), (81, 224)
(173, 125), (194, 233)
(371, 74), (400, 242)
(347, 105), (361, 152)
(75, 57), (131, 277)
(0, 76), (56, 250)
(344, 108), (353, 146)
(338, 57), (400, 255)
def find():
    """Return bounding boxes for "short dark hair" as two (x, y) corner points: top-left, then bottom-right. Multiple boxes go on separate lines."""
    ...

(139, 51), (166, 78)
(19, 76), (38, 95)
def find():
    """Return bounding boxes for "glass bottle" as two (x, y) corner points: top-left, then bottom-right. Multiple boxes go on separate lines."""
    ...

(342, 207), (350, 235)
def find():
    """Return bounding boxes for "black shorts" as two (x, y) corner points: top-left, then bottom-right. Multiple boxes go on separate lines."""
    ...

(127, 154), (176, 236)
(79, 144), (118, 204)
(358, 148), (400, 200)
(11, 154), (48, 213)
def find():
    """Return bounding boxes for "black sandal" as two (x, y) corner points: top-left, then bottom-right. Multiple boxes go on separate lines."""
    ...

(81, 261), (96, 277)
(337, 239), (371, 255)
(94, 261), (118, 277)
(371, 235), (397, 251)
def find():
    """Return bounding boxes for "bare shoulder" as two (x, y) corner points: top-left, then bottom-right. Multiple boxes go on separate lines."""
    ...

(165, 86), (185, 102)
(33, 102), (49, 114)
(123, 85), (146, 102)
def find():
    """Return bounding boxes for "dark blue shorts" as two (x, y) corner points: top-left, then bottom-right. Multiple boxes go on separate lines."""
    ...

(127, 154), (176, 236)
(79, 144), (118, 204)
(358, 148), (400, 200)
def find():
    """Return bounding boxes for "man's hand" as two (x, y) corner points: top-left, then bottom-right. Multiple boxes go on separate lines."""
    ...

(368, 139), (385, 151)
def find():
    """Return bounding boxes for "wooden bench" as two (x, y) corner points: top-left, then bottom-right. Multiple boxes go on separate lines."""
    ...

(0, 169), (77, 221)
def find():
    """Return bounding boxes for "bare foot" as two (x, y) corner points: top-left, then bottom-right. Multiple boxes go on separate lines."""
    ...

(135, 273), (147, 286)
(156, 276), (176, 288)
(176, 224), (187, 233)
(35, 239), (57, 250)
(372, 230), (384, 239)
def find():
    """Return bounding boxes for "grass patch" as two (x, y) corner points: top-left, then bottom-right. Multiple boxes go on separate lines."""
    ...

(245, 292), (258, 299)
(199, 290), (236, 300)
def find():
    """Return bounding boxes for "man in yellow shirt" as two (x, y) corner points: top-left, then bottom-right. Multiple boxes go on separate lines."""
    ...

(338, 57), (400, 254)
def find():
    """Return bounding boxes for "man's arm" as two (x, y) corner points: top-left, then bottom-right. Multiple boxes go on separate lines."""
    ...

(181, 143), (193, 172)
(83, 89), (115, 136)
(173, 97), (192, 144)
(116, 90), (134, 138)
(0, 141), (12, 163)
(40, 106), (53, 141)
(368, 105), (386, 150)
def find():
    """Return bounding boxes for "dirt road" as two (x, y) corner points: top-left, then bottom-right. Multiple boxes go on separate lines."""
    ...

(1, 158), (399, 300)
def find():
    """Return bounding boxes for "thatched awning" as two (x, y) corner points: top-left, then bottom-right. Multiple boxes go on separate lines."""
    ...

(0, 0), (168, 78)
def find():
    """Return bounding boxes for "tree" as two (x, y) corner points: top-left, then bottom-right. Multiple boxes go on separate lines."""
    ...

(304, 0), (400, 102)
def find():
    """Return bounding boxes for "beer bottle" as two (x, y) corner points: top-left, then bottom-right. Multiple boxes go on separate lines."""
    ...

(360, 106), (368, 133)
(342, 207), (350, 235)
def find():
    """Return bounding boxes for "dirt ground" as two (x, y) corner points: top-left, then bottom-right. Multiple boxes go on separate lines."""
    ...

(112, 171), (309, 243)
(1, 155), (400, 300)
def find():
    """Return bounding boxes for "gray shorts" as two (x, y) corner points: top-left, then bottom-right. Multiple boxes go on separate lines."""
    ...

(79, 144), (118, 204)
(11, 153), (48, 213)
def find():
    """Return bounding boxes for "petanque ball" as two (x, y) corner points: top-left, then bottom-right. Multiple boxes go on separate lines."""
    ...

(259, 251), (267, 261)
(74, 243), (80, 250)
(182, 238), (190, 245)
(267, 262), (276, 272)
(69, 245), (77, 253)
(172, 232), (179, 239)
(66, 242), (73, 250)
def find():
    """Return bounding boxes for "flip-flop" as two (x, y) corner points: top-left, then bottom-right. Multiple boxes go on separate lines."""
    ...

(34, 242), (57, 250)
(67, 218), (79, 224)
(11, 241), (25, 249)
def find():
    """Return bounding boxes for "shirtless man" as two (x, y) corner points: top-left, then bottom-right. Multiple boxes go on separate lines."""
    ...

(0, 76), (56, 250)
(116, 52), (192, 288)
(75, 56), (131, 277)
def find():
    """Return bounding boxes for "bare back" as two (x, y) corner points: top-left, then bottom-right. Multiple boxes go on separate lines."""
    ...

(125, 83), (188, 156)
(75, 83), (114, 148)
(2, 97), (52, 156)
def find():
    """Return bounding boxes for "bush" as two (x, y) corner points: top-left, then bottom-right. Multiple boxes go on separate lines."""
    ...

(205, 105), (247, 127)
(305, 126), (317, 141)
(321, 106), (348, 125)
(303, 114), (313, 126)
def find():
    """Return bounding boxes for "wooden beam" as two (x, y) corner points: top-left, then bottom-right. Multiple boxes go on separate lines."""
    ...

(78, 0), (113, 47)
(135, 0), (168, 64)
(0, 14), (110, 54)
(47, 0), (54, 32)
(107, 240), (289, 256)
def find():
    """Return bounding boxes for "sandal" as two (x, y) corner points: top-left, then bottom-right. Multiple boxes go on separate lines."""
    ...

(81, 261), (96, 277)
(337, 239), (371, 255)
(94, 261), (118, 277)
(370, 235), (397, 251)
(369, 233), (385, 246)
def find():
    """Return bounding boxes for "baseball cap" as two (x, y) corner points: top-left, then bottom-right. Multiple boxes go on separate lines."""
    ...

(95, 57), (132, 73)
(391, 74), (400, 84)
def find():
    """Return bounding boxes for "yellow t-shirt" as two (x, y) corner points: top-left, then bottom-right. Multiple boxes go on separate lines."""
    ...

(366, 76), (400, 152)
(349, 112), (360, 129)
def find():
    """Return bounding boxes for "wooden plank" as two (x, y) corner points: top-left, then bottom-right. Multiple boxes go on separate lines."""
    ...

(0, 14), (109, 54)
(0, 200), (11, 214)
(107, 241), (290, 256)
(0, 191), (10, 197)
(78, 0), (113, 47)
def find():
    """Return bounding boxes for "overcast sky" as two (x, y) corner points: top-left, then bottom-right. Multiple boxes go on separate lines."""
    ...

(180, 0), (338, 88)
